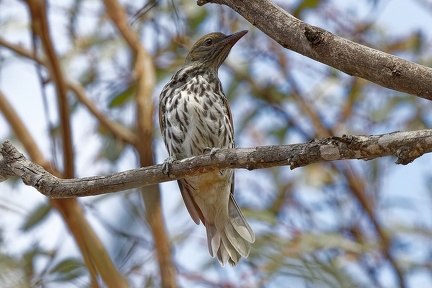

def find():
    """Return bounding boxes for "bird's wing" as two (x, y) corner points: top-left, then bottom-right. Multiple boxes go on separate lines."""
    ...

(221, 94), (236, 197)
(178, 179), (205, 225)
(221, 94), (234, 134)
(158, 93), (166, 142)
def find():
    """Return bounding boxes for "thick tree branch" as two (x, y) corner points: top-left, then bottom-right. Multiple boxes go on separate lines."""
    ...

(2, 129), (431, 197)
(198, 0), (432, 101)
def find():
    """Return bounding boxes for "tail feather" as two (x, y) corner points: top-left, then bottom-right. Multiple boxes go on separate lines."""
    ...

(225, 223), (249, 257)
(228, 194), (255, 243)
(220, 232), (240, 265)
(216, 244), (230, 266)
(206, 224), (220, 257)
(206, 194), (255, 266)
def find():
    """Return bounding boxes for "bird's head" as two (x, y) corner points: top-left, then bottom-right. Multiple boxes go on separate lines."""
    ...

(184, 30), (248, 70)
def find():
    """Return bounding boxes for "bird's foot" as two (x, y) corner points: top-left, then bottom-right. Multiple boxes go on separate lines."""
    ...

(162, 156), (176, 177)
(204, 147), (220, 160)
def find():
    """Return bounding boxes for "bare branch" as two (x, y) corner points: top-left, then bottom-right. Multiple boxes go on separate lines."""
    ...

(0, 37), (136, 145)
(0, 155), (14, 182)
(100, 1), (176, 286)
(0, 89), (128, 287)
(198, 0), (432, 101)
(25, 0), (74, 177)
(67, 81), (138, 145)
(2, 129), (431, 198)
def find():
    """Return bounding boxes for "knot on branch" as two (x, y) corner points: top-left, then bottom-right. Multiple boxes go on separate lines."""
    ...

(396, 146), (423, 165)
(304, 25), (326, 46)
(287, 147), (312, 169)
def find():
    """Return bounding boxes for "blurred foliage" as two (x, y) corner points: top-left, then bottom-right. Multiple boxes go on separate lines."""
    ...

(1, 0), (432, 287)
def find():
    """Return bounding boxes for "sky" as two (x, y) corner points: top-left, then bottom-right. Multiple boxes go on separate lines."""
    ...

(1, 0), (432, 287)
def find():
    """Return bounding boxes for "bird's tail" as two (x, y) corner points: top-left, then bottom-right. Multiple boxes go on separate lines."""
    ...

(206, 194), (255, 266)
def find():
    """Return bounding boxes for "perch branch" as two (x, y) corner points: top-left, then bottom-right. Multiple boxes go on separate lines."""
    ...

(2, 129), (431, 196)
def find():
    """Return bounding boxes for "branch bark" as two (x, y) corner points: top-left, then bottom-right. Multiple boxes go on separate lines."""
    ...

(197, 0), (432, 101)
(2, 129), (431, 197)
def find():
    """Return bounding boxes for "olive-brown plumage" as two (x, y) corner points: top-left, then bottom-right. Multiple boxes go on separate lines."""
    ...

(159, 31), (255, 266)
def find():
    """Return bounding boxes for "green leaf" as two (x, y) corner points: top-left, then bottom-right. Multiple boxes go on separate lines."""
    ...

(293, 0), (322, 18)
(0, 253), (29, 288)
(108, 83), (136, 108)
(98, 135), (126, 162)
(245, 209), (276, 225)
(49, 258), (84, 275)
(49, 258), (86, 282)
(188, 9), (207, 31)
(21, 203), (51, 231)
(23, 246), (53, 280)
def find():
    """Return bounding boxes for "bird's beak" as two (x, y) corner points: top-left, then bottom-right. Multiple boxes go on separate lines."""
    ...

(222, 30), (248, 46)
(209, 30), (248, 69)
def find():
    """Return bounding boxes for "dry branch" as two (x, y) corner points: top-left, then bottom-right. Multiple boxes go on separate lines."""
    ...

(100, 1), (176, 286)
(2, 129), (431, 198)
(0, 37), (137, 146)
(198, 0), (432, 101)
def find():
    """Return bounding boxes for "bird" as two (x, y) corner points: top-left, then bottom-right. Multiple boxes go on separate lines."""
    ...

(159, 30), (255, 266)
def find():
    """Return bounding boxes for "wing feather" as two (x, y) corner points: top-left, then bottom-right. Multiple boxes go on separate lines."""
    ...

(177, 179), (205, 225)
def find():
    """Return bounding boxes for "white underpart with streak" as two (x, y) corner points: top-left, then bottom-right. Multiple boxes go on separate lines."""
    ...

(160, 64), (255, 266)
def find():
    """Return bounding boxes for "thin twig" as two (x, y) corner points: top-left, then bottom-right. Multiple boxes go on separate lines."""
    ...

(67, 81), (137, 145)
(0, 37), (136, 145)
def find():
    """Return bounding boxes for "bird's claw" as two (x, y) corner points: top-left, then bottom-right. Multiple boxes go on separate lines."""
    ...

(204, 147), (220, 160)
(162, 156), (176, 177)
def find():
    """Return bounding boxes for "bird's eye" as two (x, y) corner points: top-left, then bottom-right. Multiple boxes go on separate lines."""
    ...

(204, 38), (213, 46)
